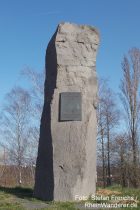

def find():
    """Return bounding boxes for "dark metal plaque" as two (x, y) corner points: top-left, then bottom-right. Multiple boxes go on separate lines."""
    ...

(60, 92), (82, 121)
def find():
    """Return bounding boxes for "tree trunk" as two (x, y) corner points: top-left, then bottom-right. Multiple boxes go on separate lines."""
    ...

(101, 128), (106, 188)
(107, 116), (111, 186)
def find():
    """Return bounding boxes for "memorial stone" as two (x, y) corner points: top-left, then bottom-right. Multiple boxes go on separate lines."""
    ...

(34, 22), (100, 201)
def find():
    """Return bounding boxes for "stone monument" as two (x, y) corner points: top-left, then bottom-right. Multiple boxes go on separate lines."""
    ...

(34, 22), (99, 201)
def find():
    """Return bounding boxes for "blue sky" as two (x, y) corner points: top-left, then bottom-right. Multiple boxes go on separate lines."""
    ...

(0, 0), (140, 104)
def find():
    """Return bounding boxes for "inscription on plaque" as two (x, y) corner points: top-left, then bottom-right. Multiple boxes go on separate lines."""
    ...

(60, 92), (82, 121)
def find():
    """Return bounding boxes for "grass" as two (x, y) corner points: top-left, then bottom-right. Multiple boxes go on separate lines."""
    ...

(0, 186), (33, 199)
(0, 185), (139, 209)
(0, 188), (25, 210)
(93, 185), (140, 210)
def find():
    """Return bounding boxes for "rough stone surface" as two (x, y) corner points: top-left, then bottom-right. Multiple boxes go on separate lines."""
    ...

(34, 22), (99, 201)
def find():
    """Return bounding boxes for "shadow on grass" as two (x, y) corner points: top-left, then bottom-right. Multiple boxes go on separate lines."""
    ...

(0, 186), (33, 199)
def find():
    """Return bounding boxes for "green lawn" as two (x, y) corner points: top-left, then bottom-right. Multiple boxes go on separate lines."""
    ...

(0, 185), (139, 210)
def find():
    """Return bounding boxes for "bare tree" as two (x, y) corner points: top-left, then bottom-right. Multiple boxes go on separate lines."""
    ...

(114, 133), (129, 187)
(97, 79), (108, 188)
(97, 79), (119, 186)
(21, 68), (44, 148)
(0, 87), (32, 185)
(0, 146), (7, 183)
(21, 68), (44, 119)
(120, 48), (140, 187)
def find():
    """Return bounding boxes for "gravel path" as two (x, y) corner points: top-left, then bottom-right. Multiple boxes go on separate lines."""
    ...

(16, 198), (49, 210)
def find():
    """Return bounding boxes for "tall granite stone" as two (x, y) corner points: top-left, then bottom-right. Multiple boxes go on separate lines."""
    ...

(34, 22), (99, 201)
